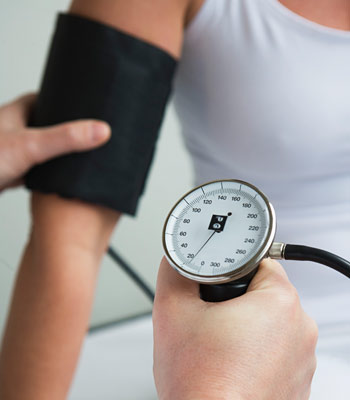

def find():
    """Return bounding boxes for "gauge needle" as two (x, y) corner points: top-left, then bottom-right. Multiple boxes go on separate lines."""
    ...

(190, 231), (216, 263)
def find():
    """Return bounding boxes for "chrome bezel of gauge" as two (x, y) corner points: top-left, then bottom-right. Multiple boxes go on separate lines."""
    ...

(162, 179), (277, 284)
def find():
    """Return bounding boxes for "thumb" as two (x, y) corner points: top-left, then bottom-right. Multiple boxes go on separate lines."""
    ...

(25, 120), (111, 165)
(247, 258), (292, 293)
(155, 257), (200, 304)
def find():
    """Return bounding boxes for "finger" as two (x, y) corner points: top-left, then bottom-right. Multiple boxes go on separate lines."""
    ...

(155, 257), (200, 304)
(0, 93), (36, 129)
(247, 258), (292, 293)
(25, 120), (111, 165)
(14, 93), (37, 114)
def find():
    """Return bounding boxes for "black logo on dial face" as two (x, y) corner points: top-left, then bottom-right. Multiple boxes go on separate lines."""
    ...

(208, 215), (228, 232)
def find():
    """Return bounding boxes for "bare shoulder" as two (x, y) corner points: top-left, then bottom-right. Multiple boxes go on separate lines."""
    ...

(70, 0), (196, 58)
(185, 0), (206, 27)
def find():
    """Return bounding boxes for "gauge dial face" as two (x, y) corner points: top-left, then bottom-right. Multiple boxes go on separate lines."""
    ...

(163, 180), (275, 283)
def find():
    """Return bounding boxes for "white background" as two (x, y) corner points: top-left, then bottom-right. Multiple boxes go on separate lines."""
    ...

(0, 0), (193, 338)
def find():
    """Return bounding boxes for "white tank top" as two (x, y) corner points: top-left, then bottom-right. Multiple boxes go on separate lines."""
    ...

(173, 0), (350, 325)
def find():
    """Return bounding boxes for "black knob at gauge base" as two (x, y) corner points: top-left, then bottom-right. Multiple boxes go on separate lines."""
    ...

(200, 268), (258, 302)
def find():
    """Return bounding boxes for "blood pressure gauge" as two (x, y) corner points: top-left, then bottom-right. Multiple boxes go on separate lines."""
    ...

(162, 179), (350, 302)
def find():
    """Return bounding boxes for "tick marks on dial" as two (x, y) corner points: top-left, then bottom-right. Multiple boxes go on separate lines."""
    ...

(190, 231), (217, 264)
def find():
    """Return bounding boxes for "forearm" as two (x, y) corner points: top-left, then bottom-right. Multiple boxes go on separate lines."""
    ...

(0, 193), (119, 400)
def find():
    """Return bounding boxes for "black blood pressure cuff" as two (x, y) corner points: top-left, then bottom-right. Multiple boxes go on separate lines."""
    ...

(25, 13), (177, 215)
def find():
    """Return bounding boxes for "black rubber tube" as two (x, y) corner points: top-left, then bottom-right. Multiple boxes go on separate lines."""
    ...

(199, 268), (258, 302)
(284, 244), (350, 278)
(107, 247), (155, 302)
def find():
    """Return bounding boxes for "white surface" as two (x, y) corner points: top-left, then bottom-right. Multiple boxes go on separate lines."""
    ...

(68, 315), (350, 400)
(311, 321), (350, 400)
(69, 316), (157, 400)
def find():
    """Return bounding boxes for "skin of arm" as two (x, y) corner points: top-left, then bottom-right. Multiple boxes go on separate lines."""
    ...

(0, 94), (113, 400)
(0, 1), (192, 399)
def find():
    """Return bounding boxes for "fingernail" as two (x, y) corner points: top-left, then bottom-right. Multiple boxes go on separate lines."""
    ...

(91, 123), (110, 142)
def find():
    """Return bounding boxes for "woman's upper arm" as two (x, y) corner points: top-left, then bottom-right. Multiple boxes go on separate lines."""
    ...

(30, 0), (191, 254)
(69, 0), (191, 58)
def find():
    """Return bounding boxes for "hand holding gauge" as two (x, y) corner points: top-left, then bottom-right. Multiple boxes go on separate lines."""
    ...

(163, 179), (350, 302)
